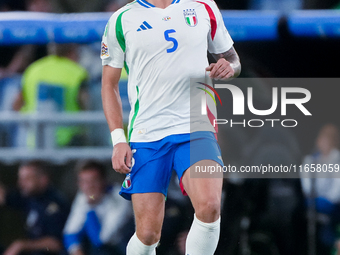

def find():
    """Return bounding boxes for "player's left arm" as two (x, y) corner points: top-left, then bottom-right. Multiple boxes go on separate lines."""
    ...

(206, 46), (241, 80)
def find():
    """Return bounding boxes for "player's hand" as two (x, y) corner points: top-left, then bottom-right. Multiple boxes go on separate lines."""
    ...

(206, 58), (235, 80)
(112, 143), (132, 174)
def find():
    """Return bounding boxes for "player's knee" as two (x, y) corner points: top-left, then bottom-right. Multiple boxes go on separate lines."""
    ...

(137, 228), (161, 246)
(195, 198), (221, 222)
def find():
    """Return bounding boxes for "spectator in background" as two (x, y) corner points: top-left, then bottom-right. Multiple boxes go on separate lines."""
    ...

(104, 0), (128, 12)
(50, 0), (128, 13)
(0, 0), (25, 11)
(0, 0), (53, 79)
(304, 0), (339, 9)
(211, 0), (248, 10)
(12, 43), (88, 147)
(0, 160), (69, 255)
(301, 124), (340, 255)
(63, 160), (133, 255)
(0, 0), (54, 148)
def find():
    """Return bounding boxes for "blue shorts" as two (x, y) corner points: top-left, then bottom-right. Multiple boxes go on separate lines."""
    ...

(119, 131), (223, 200)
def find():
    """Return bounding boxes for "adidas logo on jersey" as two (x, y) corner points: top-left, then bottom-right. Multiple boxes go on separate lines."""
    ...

(137, 21), (153, 31)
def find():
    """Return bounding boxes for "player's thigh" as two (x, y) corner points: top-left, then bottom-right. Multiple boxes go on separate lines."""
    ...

(182, 159), (223, 222)
(132, 192), (165, 242)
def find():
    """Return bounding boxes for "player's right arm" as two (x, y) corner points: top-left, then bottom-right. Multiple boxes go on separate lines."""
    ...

(102, 66), (132, 174)
(101, 10), (132, 174)
(202, 0), (241, 80)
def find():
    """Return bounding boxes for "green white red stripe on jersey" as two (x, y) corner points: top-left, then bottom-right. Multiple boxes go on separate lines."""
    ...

(196, 1), (217, 40)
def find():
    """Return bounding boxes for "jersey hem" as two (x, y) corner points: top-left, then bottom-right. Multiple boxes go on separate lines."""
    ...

(129, 125), (216, 143)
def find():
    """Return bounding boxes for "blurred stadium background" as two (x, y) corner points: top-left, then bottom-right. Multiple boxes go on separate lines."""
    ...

(0, 0), (340, 254)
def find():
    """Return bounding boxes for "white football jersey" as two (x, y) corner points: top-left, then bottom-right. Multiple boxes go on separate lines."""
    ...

(101, 0), (233, 142)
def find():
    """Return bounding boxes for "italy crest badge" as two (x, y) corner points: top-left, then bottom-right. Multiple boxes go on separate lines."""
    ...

(183, 9), (198, 27)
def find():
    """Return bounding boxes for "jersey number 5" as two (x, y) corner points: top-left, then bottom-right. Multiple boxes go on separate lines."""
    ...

(164, 29), (178, 53)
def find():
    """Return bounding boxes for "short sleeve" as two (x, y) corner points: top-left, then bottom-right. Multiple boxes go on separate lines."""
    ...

(205, 1), (234, 54)
(101, 14), (125, 68)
